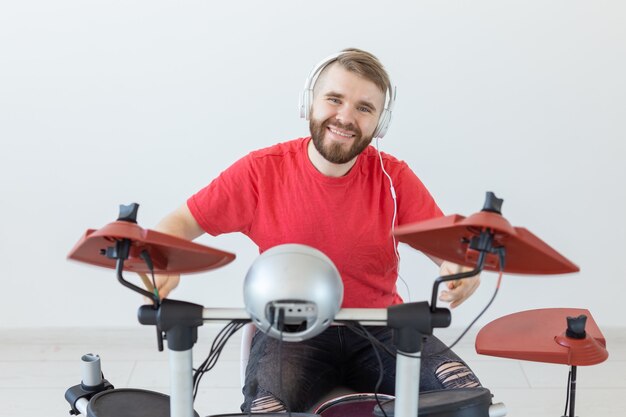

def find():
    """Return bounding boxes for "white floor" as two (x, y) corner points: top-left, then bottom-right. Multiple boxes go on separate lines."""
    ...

(1, 325), (624, 417)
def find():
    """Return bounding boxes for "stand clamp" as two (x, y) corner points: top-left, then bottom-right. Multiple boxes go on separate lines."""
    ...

(138, 299), (204, 351)
(64, 379), (114, 415)
(388, 301), (451, 353)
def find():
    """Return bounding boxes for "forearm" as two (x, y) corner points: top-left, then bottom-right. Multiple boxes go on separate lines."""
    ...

(146, 203), (203, 300)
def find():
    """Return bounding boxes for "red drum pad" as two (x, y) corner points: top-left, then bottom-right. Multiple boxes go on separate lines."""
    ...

(475, 308), (608, 366)
(394, 212), (579, 275)
(68, 220), (235, 274)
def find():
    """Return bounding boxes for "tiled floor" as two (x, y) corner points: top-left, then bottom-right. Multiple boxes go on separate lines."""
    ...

(1, 325), (624, 417)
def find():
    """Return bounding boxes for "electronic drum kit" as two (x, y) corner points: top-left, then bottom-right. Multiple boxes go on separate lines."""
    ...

(64, 193), (608, 417)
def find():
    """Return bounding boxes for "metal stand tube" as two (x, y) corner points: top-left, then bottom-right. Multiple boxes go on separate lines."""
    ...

(394, 352), (421, 417)
(75, 398), (89, 415)
(200, 307), (389, 324)
(202, 308), (250, 321)
(489, 402), (507, 417)
(169, 349), (194, 417)
(334, 308), (387, 324)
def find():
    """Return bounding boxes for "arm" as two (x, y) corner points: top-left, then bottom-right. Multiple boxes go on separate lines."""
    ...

(394, 162), (481, 308)
(155, 203), (205, 241)
(398, 167), (480, 308)
(151, 203), (205, 299)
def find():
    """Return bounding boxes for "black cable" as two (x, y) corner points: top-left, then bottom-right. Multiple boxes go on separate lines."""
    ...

(343, 322), (389, 417)
(192, 320), (248, 400)
(276, 308), (292, 417)
(206, 321), (245, 374)
(193, 323), (229, 397)
(361, 323), (388, 417)
(150, 270), (157, 300)
(341, 286), (503, 417)
(194, 321), (244, 398)
(138, 249), (164, 349)
(339, 321), (397, 359)
(563, 368), (571, 416)
(425, 280), (501, 358)
(422, 262), (505, 359)
(139, 249), (160, 304)
(342, 265), (504, 363)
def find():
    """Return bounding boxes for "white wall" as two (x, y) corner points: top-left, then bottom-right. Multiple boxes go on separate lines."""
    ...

(1, 1), (625, 331)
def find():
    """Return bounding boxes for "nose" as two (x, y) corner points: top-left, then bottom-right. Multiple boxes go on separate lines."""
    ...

(335, 103), (357, 126)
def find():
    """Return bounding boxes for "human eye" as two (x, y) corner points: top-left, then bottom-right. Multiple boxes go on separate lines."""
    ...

(358, 106), (372, 113)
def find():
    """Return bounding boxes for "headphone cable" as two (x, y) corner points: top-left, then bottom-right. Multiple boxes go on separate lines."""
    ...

(375, 137), (411, 302)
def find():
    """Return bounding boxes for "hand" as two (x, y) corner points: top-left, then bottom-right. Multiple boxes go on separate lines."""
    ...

(140, 273), (180, 304)
(154, 273), (180, 300)
(437, 261), (481, 308)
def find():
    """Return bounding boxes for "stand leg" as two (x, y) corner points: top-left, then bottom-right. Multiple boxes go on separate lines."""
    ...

(169, 349), (194, 417)
(394, 352), (421, 417)
(568, 366), (577, 417)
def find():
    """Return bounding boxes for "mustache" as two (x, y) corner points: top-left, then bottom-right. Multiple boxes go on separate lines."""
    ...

(323, 118), (360, 135)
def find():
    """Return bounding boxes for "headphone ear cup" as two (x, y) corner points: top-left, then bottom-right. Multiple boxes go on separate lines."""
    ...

(305, 89), (313, 120)
(299, 89), (308, 119)
(374, 109), (392, 139)
(300, 88), (314, 120)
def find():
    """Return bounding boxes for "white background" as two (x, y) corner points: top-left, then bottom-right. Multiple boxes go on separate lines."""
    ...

(1, 1), (624, 331)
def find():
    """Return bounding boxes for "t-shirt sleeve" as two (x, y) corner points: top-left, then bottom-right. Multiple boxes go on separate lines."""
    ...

(187, 154), (259, 236)
(394, 162), (444, 225)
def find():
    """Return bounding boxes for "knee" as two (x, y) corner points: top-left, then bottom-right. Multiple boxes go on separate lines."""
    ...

(435, 361), (481, 389)
(250, 394), (288, 413)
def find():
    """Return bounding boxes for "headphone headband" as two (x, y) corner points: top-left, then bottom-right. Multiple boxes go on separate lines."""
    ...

(299, 52), (396, 139)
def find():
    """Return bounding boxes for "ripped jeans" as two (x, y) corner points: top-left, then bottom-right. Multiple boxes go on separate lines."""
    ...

(241, 326), (481, 412)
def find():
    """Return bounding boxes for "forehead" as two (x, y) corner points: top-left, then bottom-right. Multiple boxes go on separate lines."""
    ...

(314, 64), (386, 108)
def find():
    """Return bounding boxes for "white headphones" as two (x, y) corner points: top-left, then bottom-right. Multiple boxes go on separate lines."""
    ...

(299, 52), (397, 139)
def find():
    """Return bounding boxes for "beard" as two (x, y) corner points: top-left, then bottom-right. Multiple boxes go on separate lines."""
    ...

(309, 116), (374, 164)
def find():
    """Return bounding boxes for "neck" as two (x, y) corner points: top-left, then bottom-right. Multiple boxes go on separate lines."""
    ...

(307, 139), (357, 177)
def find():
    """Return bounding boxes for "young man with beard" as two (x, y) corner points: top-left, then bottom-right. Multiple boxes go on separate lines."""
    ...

(153, 48), (482, 412)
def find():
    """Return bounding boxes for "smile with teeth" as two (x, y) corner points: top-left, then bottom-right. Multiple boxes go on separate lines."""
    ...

(327, 127), (355, 138)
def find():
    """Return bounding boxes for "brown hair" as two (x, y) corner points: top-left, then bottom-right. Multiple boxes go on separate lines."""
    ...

(319, 48), (392, 95)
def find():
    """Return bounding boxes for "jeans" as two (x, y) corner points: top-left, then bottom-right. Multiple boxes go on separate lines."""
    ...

(241, 326), (481, 412)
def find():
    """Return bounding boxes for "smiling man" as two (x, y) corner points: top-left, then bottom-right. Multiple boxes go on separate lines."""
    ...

(153, 48), (481, 412)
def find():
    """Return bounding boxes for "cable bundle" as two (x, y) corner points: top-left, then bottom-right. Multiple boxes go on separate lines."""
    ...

(192, 320), (249, 400)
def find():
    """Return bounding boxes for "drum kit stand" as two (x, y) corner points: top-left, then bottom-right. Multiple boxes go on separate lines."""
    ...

(63, 193), (608, 417)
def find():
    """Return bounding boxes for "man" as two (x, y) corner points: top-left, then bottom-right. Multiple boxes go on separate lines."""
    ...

(153, 48), (481, 412)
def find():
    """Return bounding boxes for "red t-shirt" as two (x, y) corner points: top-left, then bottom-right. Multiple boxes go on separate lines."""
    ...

(187, 137), (442, 308)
